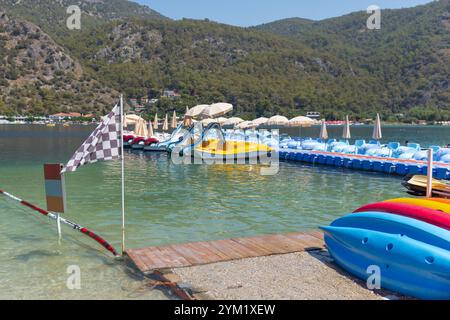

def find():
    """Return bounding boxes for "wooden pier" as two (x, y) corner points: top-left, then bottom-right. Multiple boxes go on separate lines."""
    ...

(126, 230), (324, 274)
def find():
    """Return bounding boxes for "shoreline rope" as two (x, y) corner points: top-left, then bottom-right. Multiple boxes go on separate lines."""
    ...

(0, 189), (118, 256)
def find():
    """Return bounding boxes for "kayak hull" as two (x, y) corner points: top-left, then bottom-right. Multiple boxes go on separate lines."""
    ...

(429, 198), (450, 205)
(354, 202), (450, 231)
(322, 212), (450, 299)
(386, 198), (450, 214)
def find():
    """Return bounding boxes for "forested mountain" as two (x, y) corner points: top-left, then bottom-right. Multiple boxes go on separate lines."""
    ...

(0, 12), (117, 115)
(0, 0), (449, 121)
(255, 0), (450, 120)
(62, 18), (383, 119)
(0, 0), (167, 38)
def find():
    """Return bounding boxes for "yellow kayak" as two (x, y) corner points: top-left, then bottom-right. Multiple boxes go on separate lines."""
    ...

(195, 139), (272, 160)
(385, 198), (450, 214)
(428, 198), (450, 205)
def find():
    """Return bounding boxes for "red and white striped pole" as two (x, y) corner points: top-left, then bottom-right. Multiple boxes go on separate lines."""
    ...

(0, 189), (118, 256)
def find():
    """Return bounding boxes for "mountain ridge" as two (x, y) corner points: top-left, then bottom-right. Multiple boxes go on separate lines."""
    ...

(0, 0), (449, 121)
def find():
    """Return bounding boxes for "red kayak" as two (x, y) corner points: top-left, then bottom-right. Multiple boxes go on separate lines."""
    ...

(354, 202), (450, 231)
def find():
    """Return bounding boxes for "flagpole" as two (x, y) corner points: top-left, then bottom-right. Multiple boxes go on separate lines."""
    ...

(120, 95), (126, 254)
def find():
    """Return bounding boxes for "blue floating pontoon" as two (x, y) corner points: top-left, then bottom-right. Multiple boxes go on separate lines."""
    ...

(277, 148), (450, 179)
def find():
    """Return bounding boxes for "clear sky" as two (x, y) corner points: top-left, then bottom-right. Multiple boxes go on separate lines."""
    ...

(136, 0), (434, 27)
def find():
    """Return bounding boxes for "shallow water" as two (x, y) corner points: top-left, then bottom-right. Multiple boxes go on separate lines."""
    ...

(0, 124), (447, 299)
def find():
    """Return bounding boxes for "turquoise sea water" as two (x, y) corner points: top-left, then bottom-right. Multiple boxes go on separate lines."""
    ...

(0, 124), (448, 299)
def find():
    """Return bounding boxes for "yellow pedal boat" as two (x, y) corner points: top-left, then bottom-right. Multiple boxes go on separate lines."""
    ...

(194, 139), (272, 161)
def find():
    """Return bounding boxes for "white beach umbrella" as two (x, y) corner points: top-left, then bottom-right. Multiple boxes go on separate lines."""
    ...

(163, 114), (169, 131)
(319, 119), (328, 141)
(236, 121), (257, 129)
(201, 118), (216, 125)
(171, 110), (177, 129)
(223, 117), (244, 126)
(135, 119), (148, 137)
(372, 113), (382, 140)
(153, 113), (159, 130)
(267, 115), (289, 126)
(186, 104), (209, 118)
(148, 119), (154, 137)
(200, 103), (233, 119)
(215, 117), (228, 125)
(342, 115), (351, 139)
(253, 117), (269, 126)
(288, 116), (314, 127)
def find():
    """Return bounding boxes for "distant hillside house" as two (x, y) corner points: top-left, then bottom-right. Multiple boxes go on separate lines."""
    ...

(163, 90), (181, 100)
(130, 98), (138, 106)
(306, 112), (320, 119)
(129, 99), (146, 113)
(134, 105), (146, 113)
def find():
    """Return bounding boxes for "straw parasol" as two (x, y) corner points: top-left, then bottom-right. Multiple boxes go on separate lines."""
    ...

(148, 119), (154, 137)
(171, 110), (177, 129)
(372, 113), (382, 140)
(267, 115), (289, 126)
(319, 119), (328, 140)
(252, 117), (268, 127)
(124, 114), (143, 127)
(153, 113), (159, 130)
(183, 107), (193, 127)
(200, 103), (233, 119)
(223, 117), (244, 127)
(342, 115), (351, 139)
(163, 114), (169, 131)
(135, 118), (148, 137)
(288, 116), (314, 127)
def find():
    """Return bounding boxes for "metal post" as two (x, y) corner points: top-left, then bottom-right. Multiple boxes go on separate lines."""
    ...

(120, 95), (126, 254)
(56, 213), (62, 243)
(426, 148), (433, 198)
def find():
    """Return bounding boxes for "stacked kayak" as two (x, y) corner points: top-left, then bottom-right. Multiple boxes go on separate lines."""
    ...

(321, 197), (450, 299)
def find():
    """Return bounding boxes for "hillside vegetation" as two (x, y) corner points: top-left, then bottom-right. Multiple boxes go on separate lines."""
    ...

(0, 0), (449, 121)
(0, 12), (117, 116)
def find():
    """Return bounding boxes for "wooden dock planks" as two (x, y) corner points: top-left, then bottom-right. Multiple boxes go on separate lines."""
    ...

(126, 230), (325, 274)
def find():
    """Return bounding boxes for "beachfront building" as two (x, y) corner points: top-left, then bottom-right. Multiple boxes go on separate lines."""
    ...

(49, 113), (95, 122)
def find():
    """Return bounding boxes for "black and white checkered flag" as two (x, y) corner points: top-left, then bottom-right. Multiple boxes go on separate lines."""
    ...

(61, 105), (121, 173)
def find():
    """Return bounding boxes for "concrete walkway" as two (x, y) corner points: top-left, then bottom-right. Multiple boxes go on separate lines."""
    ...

(169, 250), (404, 300)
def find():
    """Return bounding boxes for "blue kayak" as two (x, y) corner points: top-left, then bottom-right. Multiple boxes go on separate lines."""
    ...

(329, 211), (450, 251)
(321, 212), (450, 300)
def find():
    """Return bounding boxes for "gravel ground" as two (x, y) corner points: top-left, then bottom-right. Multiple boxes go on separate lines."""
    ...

(171, 250), (403, 300)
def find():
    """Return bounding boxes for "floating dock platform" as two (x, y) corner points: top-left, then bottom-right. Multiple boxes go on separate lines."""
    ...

(279, 149), (450, 180)
(126, 230), (324, 274)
